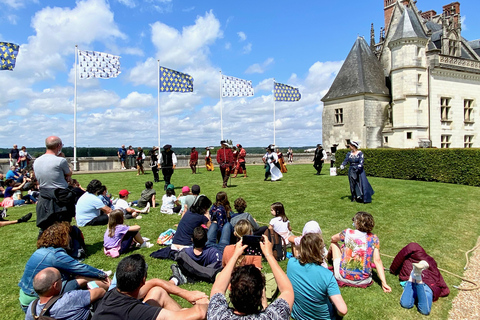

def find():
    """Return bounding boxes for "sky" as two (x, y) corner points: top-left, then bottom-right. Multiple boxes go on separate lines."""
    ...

(1, 0), (479, 148)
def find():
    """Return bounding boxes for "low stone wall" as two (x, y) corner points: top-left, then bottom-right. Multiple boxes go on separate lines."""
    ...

(0, 152), (326, 173)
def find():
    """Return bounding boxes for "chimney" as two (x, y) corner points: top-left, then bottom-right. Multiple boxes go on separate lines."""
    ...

(384, 0), (396, 32)
(443, 2), (460, 27)
(421, 10), (437, 21)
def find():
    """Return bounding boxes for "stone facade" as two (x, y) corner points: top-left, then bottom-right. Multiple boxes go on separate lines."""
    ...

(322, 0), (480, 150)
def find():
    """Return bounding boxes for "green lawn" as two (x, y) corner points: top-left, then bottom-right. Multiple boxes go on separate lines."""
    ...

(2, 164), (479, 319)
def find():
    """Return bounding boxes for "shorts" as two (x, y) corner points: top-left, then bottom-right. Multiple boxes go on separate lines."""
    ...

(239, 162), (246, 170)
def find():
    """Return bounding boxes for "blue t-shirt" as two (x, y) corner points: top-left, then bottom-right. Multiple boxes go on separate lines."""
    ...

(25, 290), (91, 320)
(184, 246), (222, 268)
(172, 211), (209, 246)
(6, 170), (18, 180)
(76, 192), (106, 227)
(287, 258), (341, 320)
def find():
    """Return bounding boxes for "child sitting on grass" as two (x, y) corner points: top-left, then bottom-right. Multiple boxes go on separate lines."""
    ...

(134, 181), (156, 208)
(103, 209), (153, 258)
(160, 184), (180, 214)
(269, 202), (293, 245)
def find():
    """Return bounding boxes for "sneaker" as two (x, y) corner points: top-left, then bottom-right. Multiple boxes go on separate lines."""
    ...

(170, 264), (187, 285)
(412, 260), (429, 281)
(135, 215), (143, 220)
(1, 208), (6, 218)
(142, 237), (150, 242)
(140, 241), (154, 248)
(17, 212), (32, 223)
(99, 269), (113, 277)
(141, 203), (150, 214)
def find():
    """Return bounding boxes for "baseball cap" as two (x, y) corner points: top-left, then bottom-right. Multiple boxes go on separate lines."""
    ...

(191, 184), (200, 194)
(182, 186), (190, 193)
(166, 184), (175, 191)
(119, 189), (130, 197)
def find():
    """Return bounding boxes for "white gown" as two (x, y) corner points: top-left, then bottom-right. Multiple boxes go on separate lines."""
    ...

(263, 152), (283, 181)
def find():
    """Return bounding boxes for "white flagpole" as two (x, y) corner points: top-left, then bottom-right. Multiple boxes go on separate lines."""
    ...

(157, 60), (161, 148)
(220, 70), (223, 141)
(73, 45), (78, 171)
(273, 79), (276, 146)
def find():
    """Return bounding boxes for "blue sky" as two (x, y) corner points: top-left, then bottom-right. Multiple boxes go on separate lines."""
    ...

(1, 0), (479, 148)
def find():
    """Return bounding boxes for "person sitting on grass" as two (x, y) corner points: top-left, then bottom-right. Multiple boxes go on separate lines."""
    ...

(115, 189), (149, 219)
(287, 233), (347, 320)
(207, 236), (294, 320)
(222, 219), (262, 270)
(97, 185), (114, 208)
(179, 184), (201, 217)
(230, 197), (267, 236)
(1, 178), (28, 207)
(92, 254), (209, 320)
(288, 220), (327, 262)
(160, 184), (180, 214)
(104, 209), (153, 258)
(133, 181), (156, 208)
(76, 179), (112, 227)
(328, 211), (391, 292)
(18, 222), (111, 312)
(25, 267), (106, 320)
(0, 211), (32, 227)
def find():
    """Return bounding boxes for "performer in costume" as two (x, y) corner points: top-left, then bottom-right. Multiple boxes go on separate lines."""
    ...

(216, 141), (234, 188)
(149, 146), (160, 182)
(340, 141), (374, 203)
(313, 144), (327, 175)
(287, 147), (293, 163)
(233, 144), (247, 178)
(159, 144), (177, 191)
(205, 147), (214, 171)
(276, 148), (288, 173)
(189, 147), (198, 174)
(262, 145), (283, 182)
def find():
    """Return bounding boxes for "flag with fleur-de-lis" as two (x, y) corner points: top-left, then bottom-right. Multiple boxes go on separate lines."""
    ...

(159, 66), (194, 92)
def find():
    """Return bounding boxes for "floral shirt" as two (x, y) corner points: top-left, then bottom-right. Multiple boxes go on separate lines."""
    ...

(209, 204), (230, 232)
(339, 228), (379, 281)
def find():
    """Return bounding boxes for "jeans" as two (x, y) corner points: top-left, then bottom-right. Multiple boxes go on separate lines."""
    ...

(206, 222), (232, 253)
(14, 199), (25, 206)
(400, 281), (433, 315)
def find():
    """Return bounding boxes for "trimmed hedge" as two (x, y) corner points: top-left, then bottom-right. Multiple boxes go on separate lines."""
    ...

(335, 148), (480, 187)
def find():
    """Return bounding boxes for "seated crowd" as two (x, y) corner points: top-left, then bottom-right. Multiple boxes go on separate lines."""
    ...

(5, 136), (449, 320)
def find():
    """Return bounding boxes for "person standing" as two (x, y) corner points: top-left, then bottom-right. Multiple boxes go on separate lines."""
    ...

(9, 144), (19, 167)
(205, 147), (214, 171)
(339, 141), (374, 203)
(19, 146), (32, 170)
(136, 147), (145, 176)
(287, 147), (293, 163)
(262, 145), (283, 182)
(189, 147), (198, 174)
(127, 146), (136, 169)
(277, 148), (288, 173)
(313, 144), (327, 175)
(118, 145), (127, 170)
(33, 136), (74, 230)
(149, 147), (160, 182)
(233, 144), (247, 178)
(159, 144), (177, 191)
(216, 141), (234, 188)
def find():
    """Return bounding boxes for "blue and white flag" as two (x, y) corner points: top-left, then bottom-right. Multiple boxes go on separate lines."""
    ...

(159, 66), (193, 92)
(274, 82), (301, 102)
(78, 50), (120, 79)
(0, 42), (20, 71)
(222, 74), (254, 97)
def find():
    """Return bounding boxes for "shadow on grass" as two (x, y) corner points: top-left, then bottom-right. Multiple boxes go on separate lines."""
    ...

(87, 241), (105, 256)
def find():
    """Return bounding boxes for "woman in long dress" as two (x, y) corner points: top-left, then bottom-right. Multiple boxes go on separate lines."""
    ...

(205, 147), (214, 171)
(189, 147), (198, 174)
(263, 145), (283, 181)
(276, 148), (288, 173)
(340, 141), (374, 203)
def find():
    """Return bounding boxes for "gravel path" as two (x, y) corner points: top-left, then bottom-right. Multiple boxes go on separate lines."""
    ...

(449, 237), (480, 320)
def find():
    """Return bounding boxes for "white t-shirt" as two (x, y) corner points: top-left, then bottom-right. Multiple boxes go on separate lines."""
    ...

(161, 194), (177, 214)
(114, 199), (130, 214)
(270, 216), (292, 244)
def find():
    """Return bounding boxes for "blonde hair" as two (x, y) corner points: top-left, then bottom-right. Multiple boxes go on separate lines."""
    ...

(108, 210), (125, 238)
(233, 220), (253, 267)
(298, 233), (325, 266)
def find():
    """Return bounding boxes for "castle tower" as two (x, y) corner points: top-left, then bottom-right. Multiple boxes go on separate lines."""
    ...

(385, 5), (429, 148)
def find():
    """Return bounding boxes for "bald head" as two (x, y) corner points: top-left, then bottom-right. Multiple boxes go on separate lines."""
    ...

(33, 267), (61, 296)
(45, 136), (62, 151)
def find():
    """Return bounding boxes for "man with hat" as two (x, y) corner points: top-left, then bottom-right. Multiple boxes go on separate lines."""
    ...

(216, 141), (234, 188)
(159, 144), (177, 191)
(313, 144), (327, 175)
(149, 146), (160, 183)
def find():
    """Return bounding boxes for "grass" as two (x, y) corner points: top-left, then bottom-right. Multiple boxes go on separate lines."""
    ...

(1, 164), (480, 319)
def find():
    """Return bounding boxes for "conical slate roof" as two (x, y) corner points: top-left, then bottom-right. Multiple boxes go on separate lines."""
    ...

(321, 37), (389, 102)
(391, 6), (427, 42)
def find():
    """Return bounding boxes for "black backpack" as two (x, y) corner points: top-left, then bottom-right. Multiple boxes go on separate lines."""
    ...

(31, 294), (63, 320)
(264, 228), (287, 261)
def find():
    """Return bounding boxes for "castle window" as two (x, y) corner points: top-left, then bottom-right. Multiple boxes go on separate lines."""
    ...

(335, 108), (343, 124)
(384, 136), (388, 143)
(441, 98), (451, 121)
(464, 135), (474, 148)
(449, 39), (457, 56)
(464, 99), (474, 123)
(407, 132), (412, 139)
(441, 135), (451, 148)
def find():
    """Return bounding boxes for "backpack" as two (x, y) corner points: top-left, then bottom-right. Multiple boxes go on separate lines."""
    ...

(263, 228), (287, 261)
(31, 294), (63, 320)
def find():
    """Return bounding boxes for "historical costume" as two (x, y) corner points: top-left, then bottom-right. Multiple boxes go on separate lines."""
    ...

(340, 141), (374, 203)
(189, 147), (198, 174)
(233, 144), (246, 178)
(276, 149), (287, 173)
(216, 141), (234, 188)
(313, 144), (327, 175)
(263, 145), (283, 181)
(205, 147), (214, 171)
(159, 144), (177, 191)
(287, 147), (293, 163)
(149, 146), (159, 182)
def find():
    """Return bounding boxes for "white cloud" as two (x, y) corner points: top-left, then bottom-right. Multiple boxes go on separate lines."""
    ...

(182, 6), (195, 12)
(118, 92), (155, 108)
(237, 31), (246, 42)
(224, 42), (231, 50)
(117, 0), (135, 8)
(0, 0), (32, 9)
(245, 57), (274, 74)
(461, 16), (467, 31)
(242, 43), (252, 54)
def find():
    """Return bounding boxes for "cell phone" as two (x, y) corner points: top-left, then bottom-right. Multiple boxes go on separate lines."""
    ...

(242, 235), (262, 256)
(87, 281), (99, 289)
